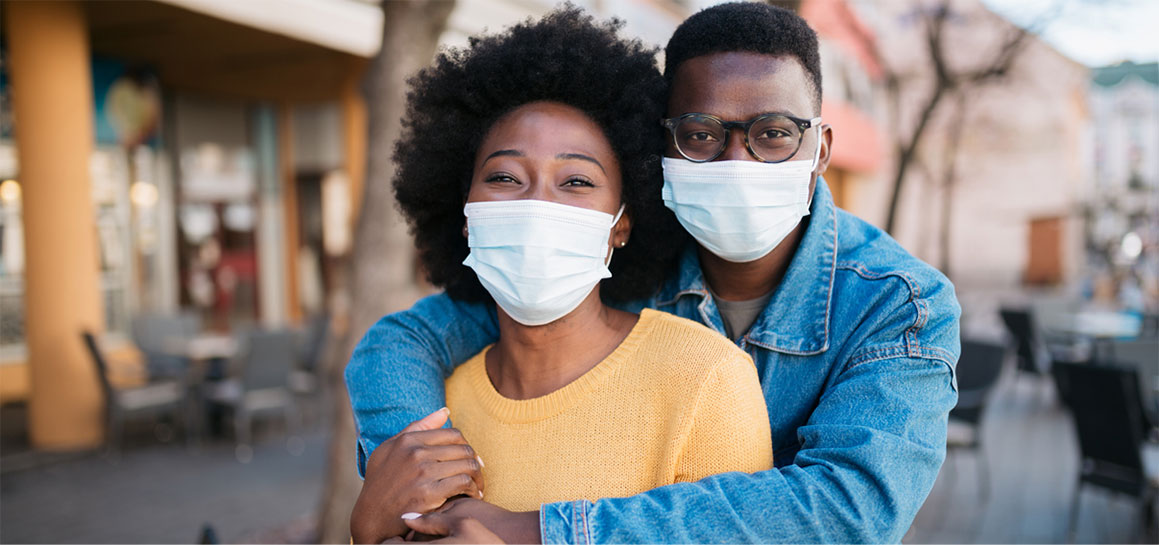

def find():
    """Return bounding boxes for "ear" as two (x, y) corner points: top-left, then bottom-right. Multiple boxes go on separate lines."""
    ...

(612, 208), (633, 248)
(814, 123), (834, 176)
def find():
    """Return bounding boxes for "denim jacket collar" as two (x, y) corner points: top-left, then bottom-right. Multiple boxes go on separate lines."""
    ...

(656, 176), (838, 355)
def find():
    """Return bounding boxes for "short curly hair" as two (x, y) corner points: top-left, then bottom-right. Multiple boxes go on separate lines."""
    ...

(393, 5), (687, 304)
(664, 2), (822, 110)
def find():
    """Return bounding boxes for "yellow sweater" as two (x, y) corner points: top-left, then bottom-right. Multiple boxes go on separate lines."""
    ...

(445, 309), (773, 512)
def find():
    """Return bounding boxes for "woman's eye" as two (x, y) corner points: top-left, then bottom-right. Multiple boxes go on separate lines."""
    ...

(485, 174), (519, 184)
(562, 177), (595, 188)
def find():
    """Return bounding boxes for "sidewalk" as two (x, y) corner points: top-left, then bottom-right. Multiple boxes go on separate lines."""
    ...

(1, 404), (330, 544)
(904, 371), (1146, 544)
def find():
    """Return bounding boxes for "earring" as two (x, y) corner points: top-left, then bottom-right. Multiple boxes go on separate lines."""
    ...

(463, 225), (469, 237)
(619, 240), (627, 247)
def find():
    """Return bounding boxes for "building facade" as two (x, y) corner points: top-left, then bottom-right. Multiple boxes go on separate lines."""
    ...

(1084, 61), (1159, 308)
(0, 0), (381, 447)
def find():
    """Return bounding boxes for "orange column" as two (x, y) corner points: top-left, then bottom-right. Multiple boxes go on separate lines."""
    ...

(6, 0), (105, 448)
(341, 74), (367, 221)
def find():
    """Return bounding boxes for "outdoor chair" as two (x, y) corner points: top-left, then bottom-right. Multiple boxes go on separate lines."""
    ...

(945, 338), (1007, 501)
(202, 329), (299, 461)
(82, 331), (190, 455)
(288, 314), (329, 430)
(999, 307), (1051, 375)
(999, 307), (1056, 402)
(1141, 312), (1159, 339)
(1101, 339), (1159, 427)
(289, 313), (329, 396)
(1054, 361), (1158, 543)
(130, 312), (201, 380)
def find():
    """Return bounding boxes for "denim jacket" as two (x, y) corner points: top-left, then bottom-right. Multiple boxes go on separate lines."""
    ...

(346, 177), (960, 543)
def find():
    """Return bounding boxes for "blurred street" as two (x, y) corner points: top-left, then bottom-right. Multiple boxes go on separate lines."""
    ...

(908, 372), (1155, 544)
(1, 405), (329, 544)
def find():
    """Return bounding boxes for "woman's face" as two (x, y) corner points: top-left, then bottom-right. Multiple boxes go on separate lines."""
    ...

(468, 101), (624, 217)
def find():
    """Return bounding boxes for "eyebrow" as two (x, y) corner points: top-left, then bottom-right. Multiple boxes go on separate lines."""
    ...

(482, 149), (606, 174)
(483, 149), (524, 162)
(556, 153), (606, 174)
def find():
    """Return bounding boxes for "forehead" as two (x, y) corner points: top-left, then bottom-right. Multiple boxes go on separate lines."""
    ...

(667, 51), (814, 121)
(478, 102), (613, 158)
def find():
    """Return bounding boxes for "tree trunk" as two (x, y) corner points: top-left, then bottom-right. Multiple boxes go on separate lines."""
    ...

(316, 1), (455, 543)
(884, 82), (947, 235)
(937, 91), (969, 279)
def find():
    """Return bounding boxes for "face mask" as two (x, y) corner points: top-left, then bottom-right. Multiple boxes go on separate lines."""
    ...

(661, 136), (821, 263)
(463, 199), (624, 326)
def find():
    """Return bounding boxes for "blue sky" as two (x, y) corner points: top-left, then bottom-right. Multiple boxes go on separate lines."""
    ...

(980, 0), (1159, 67)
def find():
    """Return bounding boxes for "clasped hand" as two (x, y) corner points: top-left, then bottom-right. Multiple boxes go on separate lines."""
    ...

(350, 408), (487, 543)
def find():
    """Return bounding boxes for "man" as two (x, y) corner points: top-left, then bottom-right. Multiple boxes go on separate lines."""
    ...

(347, 3), (959, 543)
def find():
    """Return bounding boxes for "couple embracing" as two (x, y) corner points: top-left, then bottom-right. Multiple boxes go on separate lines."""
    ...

(348, 2), (960, 543)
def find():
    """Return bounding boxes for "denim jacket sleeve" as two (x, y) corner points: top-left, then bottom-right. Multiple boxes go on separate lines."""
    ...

(345, 292), (499, 477)
(540, 268), (960, 543)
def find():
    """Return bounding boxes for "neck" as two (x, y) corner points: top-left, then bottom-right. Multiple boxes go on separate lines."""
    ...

(700, 218), (808, 301)
(487, 289), (636, 400)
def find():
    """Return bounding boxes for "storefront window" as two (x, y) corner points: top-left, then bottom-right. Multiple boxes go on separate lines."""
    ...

(177, 143), (259, 330)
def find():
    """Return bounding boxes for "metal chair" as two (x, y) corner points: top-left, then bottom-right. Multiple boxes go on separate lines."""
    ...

(999, 307), (1051, 376)
(289, 313), (329, 395)
(130, 312), (201, 380)
(202, 329), (299, 461)
(1102, 339), (1159, 426)
(1141, 312), (1159, 339)
(82, 331), (190, 455)
(945, 338), (1007, 501)
(999, 307), (1058, 404)
(1055, 361), (1158, 542)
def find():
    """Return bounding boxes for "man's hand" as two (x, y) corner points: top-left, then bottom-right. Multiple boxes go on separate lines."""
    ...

(350, 408), (486, 544)
(404, 498), (540, 544)
(401, 498), (540, 544)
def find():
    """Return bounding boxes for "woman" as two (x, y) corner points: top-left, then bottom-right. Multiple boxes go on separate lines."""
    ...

(350, 7), (772, 543)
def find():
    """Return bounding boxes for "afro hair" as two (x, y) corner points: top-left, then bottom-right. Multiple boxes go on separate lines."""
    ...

(664, 2), (823, 109)
(392, 4), (688, 304)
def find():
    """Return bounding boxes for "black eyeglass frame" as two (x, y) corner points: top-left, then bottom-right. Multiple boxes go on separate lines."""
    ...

(660, 113), (822, 163)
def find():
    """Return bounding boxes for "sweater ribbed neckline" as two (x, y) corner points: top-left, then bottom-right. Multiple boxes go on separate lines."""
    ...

(465, 309), (658, 424)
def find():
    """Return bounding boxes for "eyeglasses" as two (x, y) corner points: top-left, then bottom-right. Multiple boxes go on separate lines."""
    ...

(660, 113), (822, 163)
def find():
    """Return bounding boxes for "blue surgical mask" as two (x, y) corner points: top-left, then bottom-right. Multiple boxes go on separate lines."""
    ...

(661, 135), (821, 263)
(463, 199), (625, 326)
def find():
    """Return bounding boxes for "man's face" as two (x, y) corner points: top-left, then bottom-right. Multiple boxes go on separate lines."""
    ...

(666, 52), (831, 182)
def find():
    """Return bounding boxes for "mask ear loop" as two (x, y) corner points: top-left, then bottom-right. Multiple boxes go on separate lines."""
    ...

(804, 126), (824, 214)
(605, 204), (627, 266)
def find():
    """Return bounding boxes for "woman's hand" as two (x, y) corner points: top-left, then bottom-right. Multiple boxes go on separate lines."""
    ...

(350, 408), (486, 544)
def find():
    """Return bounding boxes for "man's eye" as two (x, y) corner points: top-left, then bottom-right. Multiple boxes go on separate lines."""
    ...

(754, 129), (791, 140)
(684, 131), (718, 142)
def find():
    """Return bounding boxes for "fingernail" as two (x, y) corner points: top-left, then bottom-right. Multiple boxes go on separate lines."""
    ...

(401, 512), (422, 520)
(476, 455), (485, 468)
(439, 407), (450, 415)
(479, 491), (484, 499)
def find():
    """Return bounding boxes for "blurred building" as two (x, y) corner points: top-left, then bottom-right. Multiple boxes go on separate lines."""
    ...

(0, 0), (382, 448)
(1083, 61), (1159, 308)
(800, 0), (885, 209)
(0, 0), (701, 451)
(843, 0), (1091, 312)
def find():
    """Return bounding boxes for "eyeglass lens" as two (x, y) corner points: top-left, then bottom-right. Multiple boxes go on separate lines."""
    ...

(672, 114), (803, 162)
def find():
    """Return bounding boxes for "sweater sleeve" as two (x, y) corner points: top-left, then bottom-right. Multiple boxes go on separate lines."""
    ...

(674, 353), (774, 482)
